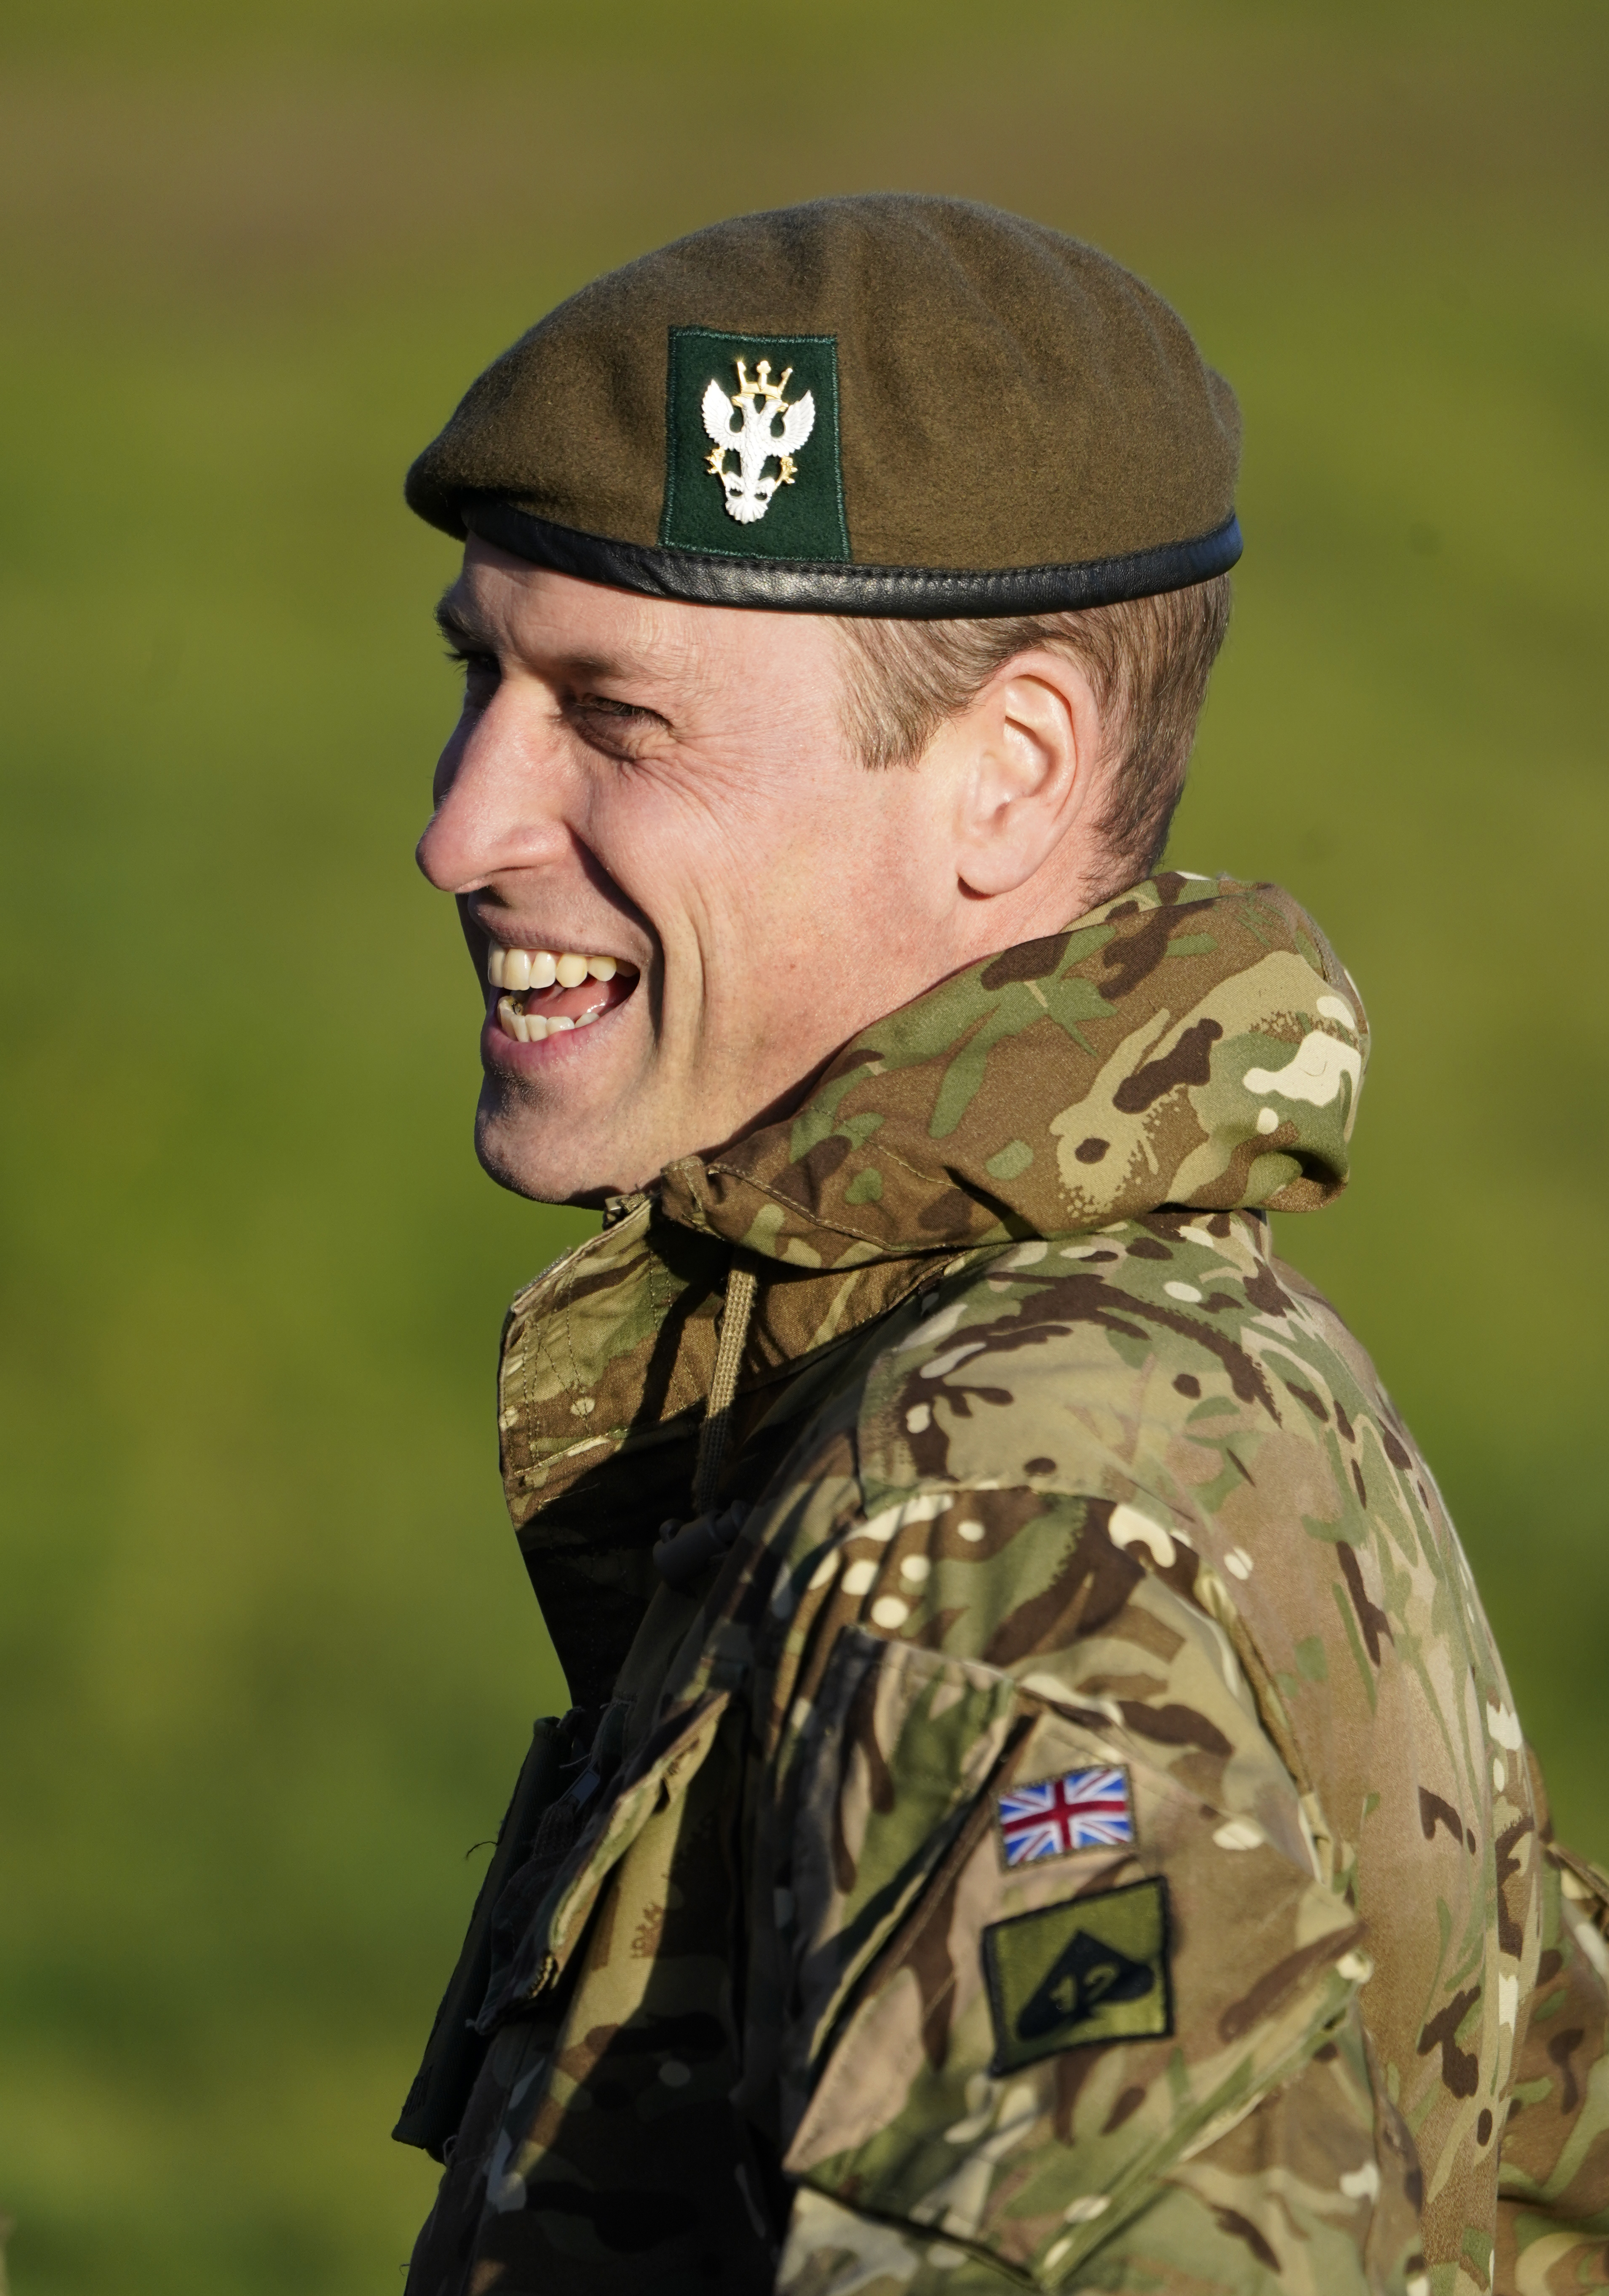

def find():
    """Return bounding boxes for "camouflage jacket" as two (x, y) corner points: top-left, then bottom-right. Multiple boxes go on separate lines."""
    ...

(399, 873), (1609, 2296)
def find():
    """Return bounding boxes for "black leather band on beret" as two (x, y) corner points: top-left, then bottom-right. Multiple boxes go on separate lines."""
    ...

(463, 497), (1243, 618)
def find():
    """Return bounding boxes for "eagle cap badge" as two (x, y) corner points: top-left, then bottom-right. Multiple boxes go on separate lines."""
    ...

(660, 328), (849, 562)
(702, 358), (815, 525)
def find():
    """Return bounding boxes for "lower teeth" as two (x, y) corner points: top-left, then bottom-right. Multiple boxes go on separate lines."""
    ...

(497, 996), (603, 1044)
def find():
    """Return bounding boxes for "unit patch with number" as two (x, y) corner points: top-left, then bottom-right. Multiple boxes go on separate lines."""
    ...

(996, 1765), (1134, 1866)
(982, 1877), (1173, 2072)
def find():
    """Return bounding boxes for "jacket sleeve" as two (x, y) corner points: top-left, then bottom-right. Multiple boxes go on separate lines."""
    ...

(1494, 1764), (1609, 2292)
(759, 1488), (1425, 2295)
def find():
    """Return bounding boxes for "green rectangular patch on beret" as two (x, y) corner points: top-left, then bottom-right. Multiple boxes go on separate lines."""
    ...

(661, 327), (849, 562)
(982, 1877), (1173, 2072)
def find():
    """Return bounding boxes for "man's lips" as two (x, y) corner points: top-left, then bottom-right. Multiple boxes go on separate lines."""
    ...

(482, 940), (641, 1045)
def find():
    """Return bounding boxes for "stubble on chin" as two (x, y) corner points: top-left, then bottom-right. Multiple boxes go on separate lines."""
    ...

(475, 1081), (569, 1204)
(473, 1078), (640, 1207)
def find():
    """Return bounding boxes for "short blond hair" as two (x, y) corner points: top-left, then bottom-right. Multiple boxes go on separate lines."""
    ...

(837, 575), (1232, 882)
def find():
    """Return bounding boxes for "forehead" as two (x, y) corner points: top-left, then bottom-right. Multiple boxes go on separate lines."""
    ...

(448, 540), (683, 668)
(447, 536), (846, 696)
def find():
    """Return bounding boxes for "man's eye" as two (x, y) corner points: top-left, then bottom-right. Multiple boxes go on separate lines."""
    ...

(568, 693), (662, 746)
(574, 693), (648, 721)
(447, 648), (500, 703)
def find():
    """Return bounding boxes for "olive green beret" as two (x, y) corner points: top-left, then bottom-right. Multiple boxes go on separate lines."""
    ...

(406, 194), (1240, 617)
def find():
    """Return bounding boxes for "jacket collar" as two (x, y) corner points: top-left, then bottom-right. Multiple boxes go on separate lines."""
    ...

(658, 872), (1367, 1269)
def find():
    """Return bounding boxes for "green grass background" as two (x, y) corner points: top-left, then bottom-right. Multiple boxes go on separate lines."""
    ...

(0, 3), (1604, 2286)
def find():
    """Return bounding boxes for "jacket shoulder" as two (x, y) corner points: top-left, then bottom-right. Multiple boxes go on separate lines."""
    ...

(797, 1207), (1537, 2276)
(843, 1212), (1485, 1693)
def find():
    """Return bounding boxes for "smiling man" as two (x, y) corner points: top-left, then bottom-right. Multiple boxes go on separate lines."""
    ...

(424, 554), (1136, 1206)
(394, 199), (1608, 2296)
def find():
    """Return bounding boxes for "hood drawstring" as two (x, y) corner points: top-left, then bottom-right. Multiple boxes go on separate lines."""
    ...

(693, 1257), (758, 1515)
(654, 1255), (758, 1587)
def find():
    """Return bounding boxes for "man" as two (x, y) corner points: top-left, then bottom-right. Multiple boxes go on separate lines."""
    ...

(392, 198), (1607, 2295)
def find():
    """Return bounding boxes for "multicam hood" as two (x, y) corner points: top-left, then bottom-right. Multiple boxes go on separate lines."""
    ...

(660, 870), (1368, 1266)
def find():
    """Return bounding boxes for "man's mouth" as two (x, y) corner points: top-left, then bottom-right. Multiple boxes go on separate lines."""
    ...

(486, 944), (641, 1044)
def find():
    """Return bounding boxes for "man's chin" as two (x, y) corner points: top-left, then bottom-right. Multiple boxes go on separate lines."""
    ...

(473, 1089), (643, 1208)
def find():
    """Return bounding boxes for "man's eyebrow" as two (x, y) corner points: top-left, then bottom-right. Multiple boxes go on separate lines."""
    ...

(435, 593), (494, 651)
(432, 594), (664, 688)
(559, 651), (660, 689)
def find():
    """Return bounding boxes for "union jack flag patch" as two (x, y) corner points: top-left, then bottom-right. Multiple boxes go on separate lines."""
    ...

(997, 1767), (1134, 1866)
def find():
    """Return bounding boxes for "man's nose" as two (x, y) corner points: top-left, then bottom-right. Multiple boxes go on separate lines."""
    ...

(415, 697), (569, 894)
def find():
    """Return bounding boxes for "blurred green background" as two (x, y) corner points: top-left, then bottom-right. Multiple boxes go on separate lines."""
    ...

(0, 1), (1604, 2286)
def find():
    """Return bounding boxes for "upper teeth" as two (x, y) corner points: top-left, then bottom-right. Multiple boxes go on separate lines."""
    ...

(486, 946), (632, 990)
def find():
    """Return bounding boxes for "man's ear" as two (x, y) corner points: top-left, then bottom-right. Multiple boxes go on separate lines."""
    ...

(942, 649), (1107, 898)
